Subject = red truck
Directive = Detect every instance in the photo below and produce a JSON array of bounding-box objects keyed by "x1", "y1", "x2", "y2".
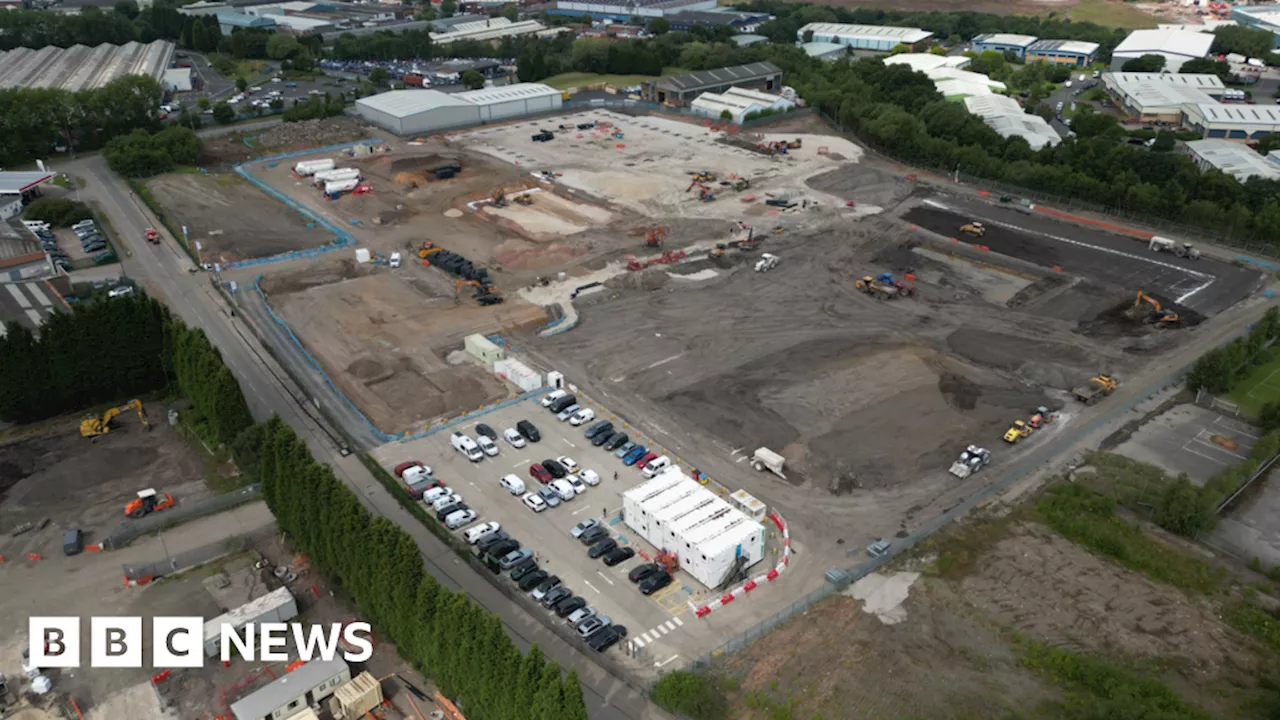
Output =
[{"x1": 403, "y1": 74, "x2": 425, "y2": 87}]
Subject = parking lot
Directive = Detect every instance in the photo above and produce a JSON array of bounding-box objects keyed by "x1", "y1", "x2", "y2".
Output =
[
  {"x1": 1114, "y1": 404, "x2": 1258, "y2": 485},
  {"x1": 370, "y1": 395, "x2": 739, "y2": 667}
]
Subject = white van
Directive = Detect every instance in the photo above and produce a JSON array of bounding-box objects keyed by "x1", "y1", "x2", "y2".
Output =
[
  {"x1": 71, "y1": 220, "x2": 95, "y2": 231},
  {"x1": 550, "y1": 479, "x2": 575, "y2": 502},
  {"x1": 432, "y1": 492, "x2": 462, "y2": 512},
  {"x1": 22, "y1": 220, "x2": 51, "y2": 232},
  {"x1": 499, "y1": 474, "x2": 526, "y2": 495},
  {"x1": 451, "y1": 431, "x2": 483, "y2": 462},
  {"x1": 423, "y1": 485, "x2": 452, "y2": 504},
  {"x1": 389, "y1": 252, "x2": 401, "y2": 268},
  {"x1": 477, "y1": 435, "x2": 499, "y2": 457},
  {"x1": 642, "y1": 455, "x2": 672, "y2": 478},
  {"x1": 540, "y1": 389, "x2": 567, "y2": 408}
]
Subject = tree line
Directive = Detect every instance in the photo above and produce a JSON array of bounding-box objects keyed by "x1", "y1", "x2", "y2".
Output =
[
  {"x1": 104, "y1": 126, "x2": 203, "y2": 178},
  {"x1": 257, "y1": 417, "x2": 589, "y2": 720},
  {"x1": 1186, "y1": 307, "x2": 1279, "y2": 395}
]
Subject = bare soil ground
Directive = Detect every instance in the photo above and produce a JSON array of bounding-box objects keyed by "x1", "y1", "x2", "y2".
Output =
[
  {"x1": 202, "y1": 117, "x2": 372, "y2": 169},
  {"x1": 262, "y1": 259, "x2": 544, "y2": 434},
  {"x1": 146, "y1": 172, "x2": 333, "y2": 262}
]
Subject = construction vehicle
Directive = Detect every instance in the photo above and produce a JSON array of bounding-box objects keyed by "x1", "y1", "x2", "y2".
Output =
[
  {"x1": 948, "y1": 445, "x2": 990, "y2": 479},
  {"x1": 490, "y1": 187, "x2": 508, "y2": 208},
  {"x1": 1131, "y1": 290, "x2": 1179, "y2": 326},
  {"x1": 418, "y1": 241, "x2": 443, "y2": 260},
  {"x1": 855, "y1": 275, "x2": 899, "y2": 300},
  {"x1": 145, "y1": 228, "x2": 159, "y2": 245},
  {"x1": 732, "y1": 177, "x2": 750, "y2": 191},
  {"x1": 754, "y1": 253, "x2": 779, "y2": 272},
  {"x1": 1028, "y1": 406, "x2": 1053, "y2": 429},
  {"x1": 1148, "y1": 236, "x2": 1201, "y2": 260},
  {"x1": 513, "y1": 193, "x2": 533, "y2": 206},
  {"x1": 125, "y1": 488, "x2": 174, "y2": 518},
  {"x1": 456, "y1": 279, "x2": 503, "y2": 305},
  {"x1": 1003, "y1": 420, "x2": 1032, "y2": 444},
  {"x1": 80, "y1": 399, "x2": 149, "y2": 438},
  {"x1": 689, "y1": 170, "x2": 716, "y2": 183},
  {"x1": 960, "y1": 221, "x2": 986, "y2": 237},
  {"x1": 687, "y1": 181, "x2": 715, "y2": 201},
  {"x1": 1073, "y1": 375, "x2": 1117, "y2": 405},
  {"x1": 643, "y1": 227, "x2": 667, "y2": 248},
  {"x1": 751, "y1": 447, "x2": 786, "y2": 479},
  {"x1": 874, "y1": 272, "x2": 915, "y2": 298}
]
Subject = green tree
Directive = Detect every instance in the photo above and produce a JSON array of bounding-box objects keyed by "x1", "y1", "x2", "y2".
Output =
[
  {"x1": 1154, "y1": 475, "x2": 1214, "y2": 536},
  {"x1": 1151, "y1": 129, "x2": 1176, "y2": 152},
  {"x1": 1179, "y1": 57, "x2": 1232, "y2": 83},
  {"x1": 191, "y1": 21, "x2": 211, "y2": 54},
  {"x1": 501, "y1": 4, "x2": 518, "y2": 21},
  {"x1": 1122, "y1": 54, "x2": 1166, "y2": 72},
  {"x1": 235, "y1": 76, "x2": 248, "y2": 92},
  {"x1": 22, "y1": 198, "x2": 92, "y2": 227},
  {"x1": 197, "y1": 95, "x2": 211, "y2": 110},
  {"x1": 368, "y1": 67, "x2": 389, "y2": 85},
  {"x1": 561, "y1": 668, "x2": 589, "y2": 720},
  {"x1": 530, "y1": 663, "x2": 563, "y2": 720},
  {"x1": 266, "y1": 33, "x2": 301, "y2": 60},
  {"x1": 651, "y1": 671, "x2": 728, "y2": 720},
  {"x1": 440, "y1": 0, "x2": 456, "y2": 16},
  {"x1": 212, "y1": 102, "x2": 234, "y2": 123},
  {"x1": 113, "y1": 0, "x2": 138, "y2": 18},
  {"x1": 648, "y1": 17, "x2": 670, "y2": 35},
  {"x1": 1212, "y1": 25, "x2": 1275, "y2": 59},
  {"x1": 462, "y1": 69, "x2": 485, "y2": 89}
]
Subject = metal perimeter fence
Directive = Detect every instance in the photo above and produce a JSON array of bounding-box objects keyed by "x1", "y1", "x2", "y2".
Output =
[
  {"x1": 122, "y1": 523, "x2": 276, "y2": 583},
  {"x1": 103, "y1": 484, "x2": 262, "y2": 550}
]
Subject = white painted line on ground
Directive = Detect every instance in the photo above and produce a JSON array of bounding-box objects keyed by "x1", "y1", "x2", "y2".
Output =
[
  {"x1": 572, "y1": 506, "x2": 586, "y2": 515},
  {"x1": 1214, "y1": 416, "x2": 1259, "y2": 440},
  {"x1": 656, "y1": 655, "x2": 680, "y2": 668},
  {"x1": 672, "y1": 615, "x2": 683, "y2": 627},
  {"x1": 639, "y1": 632, "x2": 653, "y2": 644},
  {"x1": 632, "y1": 636, "x2": 647, "y2": 648},
  {"x1": 656, "y1": 623, "x2": 671, "y2": 636},
  {"x1": 512, "y1": 460, "x2": 526, "y2": 468},
  {"x1": 25, "y1": 283, "x2": 51, "y2": 307},
  {"x1": 1181, "y1": 442, "x2": 1229, "y2": 466},
  {"x1": 597, "y1": 570, "x2": 614, "y2": 586},
  {"x1": 24, "y1": 309, "x2": 41, "y2": 326},
  {"x1": 1192, "y1": 432, "x2": 1247, "y2": 459},
  {"x1": 6, "y1": 284, "x2": 31, "y2": 308},
  {"x1": 645, "y1": 353, "x2": 684, "y2": 370},
  {"x1": 584, "y1": 580, "x2": 600, "y2": 595},
  {"x1": 563, "y1": 440, "x2": 576, "y2": 448}
]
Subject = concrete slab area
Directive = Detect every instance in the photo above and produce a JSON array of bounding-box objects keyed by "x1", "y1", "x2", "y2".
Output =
[
  {"x1": 1209, "y1": 475, "x2": 1280, "y2": 570},
  {"x1": 1113, "y1": 404, "x2": 1257, "y2": 485},
  {"x1": 0, "y1": 280, "x2": 60, "y2": 335}
]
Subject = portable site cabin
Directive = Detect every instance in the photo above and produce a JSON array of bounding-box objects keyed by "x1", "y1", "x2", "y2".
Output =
[
  {"x1": 203, "y1": 586, "x2": 298, "y2": 658},
  {"x1": 229, "y1": 657, "x2": 350, "y2": 720}
]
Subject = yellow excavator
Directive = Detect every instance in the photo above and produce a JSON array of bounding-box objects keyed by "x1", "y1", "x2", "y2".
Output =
[
  {"x1": 1133, "y1": 290, "x2": 1179, "y2": 326},
  {"x1": 418, "y1": 241, "x2": 443, "y2": 260},
  {"x1": 1003, "y1": 419, "x2": 1032, "y2": 444},
  {"x1": 81, "y1": 399, "x2": 149, "y2": 438},
  {"x1": 960, "y1": 221, "x2": 986, "y2": 237}
]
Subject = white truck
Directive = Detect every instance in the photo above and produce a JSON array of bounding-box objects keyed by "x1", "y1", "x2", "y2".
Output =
[
  {"x1": 1148, "y1": 236, "x2": 1200, "y2": 259},
  {"x1": 451, "y1": 432, "x2": 483, "y2": 462},
  {"x1": 324, "y1": 178, "x2": 360, "y2": 196},
  {"x1": 294, "y1": 158, "x2": 335, "y2": 176},
  {"x1": 751, "y1": 447, "x2": 786, "y2": 479},
  {"x1": 313, "y1": 167, "x2": 360, "y2": 185},
  {"x1": 754, "y1": 253, "x2": 779, "y2": 273},
  {"x1": 948, "y1": 445, "x2": 990, "y2": 479}
]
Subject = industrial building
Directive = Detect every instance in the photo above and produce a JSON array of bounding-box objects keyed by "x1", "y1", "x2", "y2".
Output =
[
  {"x1": 883, "y1": 53, "x2": 969, "y2": 72},
  {"x1": 970, "y1": 33, "x2": 1038, "y2": 59},
  {"x1": 689, "y1": 86, "x2": 795, "y2": 123},
  {"x1": 229, "y1": 658, "x2": 351, "y2": 720},
  {"x1": 963, "y1": 95, "x2": 1060, "y2": 150},
  {"x1": 1024, "y1": 39, "x2": 1100, "y2": 67},
  {"x1": 430, "y1": 17, "x2": 547, "y2": 45},
  {"x1": 0, "y1": 40, "x2": 174, "y2": 92},
  {"x1": 548, "y1": 0, "x2": 716, "y2": 21},
  {"x1": 0, "y1": 172, "x2": 53, "y2": 221},
  {"x1": 355, "y1": 82, "x2": 562, "y2": 135},
  {"x1": 1184, "y1": 103, "x2": 1280, "y2": 139},
  {"x1": 798, "y1": 22, "x2": 934, "y2": 52},
  {"x1": 621, "y1": 470, "x2": 766, "y2": 589},
  {"x1": 883, "y1": 55, "x2": 1002, "y2": 99},
  {"x1": 1231, "y1": 5, "x2": 1280, "y2": 48},
  {"x1": 642, "y1": 61, "x2": 782, "y2": 106},
  {"x1": 1184, "y1": 138, "x2": 1280, "y2": 181},
  {"x1": 801, "y1": 42, "x2": 848, "y2": 62},
  {"x1": 1110, "y1": 28, "x2": 1214, "y2": 72},
  {"x1": 1102, "y1": 72, "x2": 1225, "y2": 122},
  {"x1": 665, "y1": 9, "x2": 771, "y2": 33},
  {"x1": 217, "y1": 12, "x2": 277, "y2": 34},
  {"x1": 163, "y1": 67, "x2": 193, "y2": 92},
  {"x1": 730, "y1": 34, "x2": 769, "y2": 47},
  {"x1": 202, "y1": 586, "x2": 298, "y2": 658}
]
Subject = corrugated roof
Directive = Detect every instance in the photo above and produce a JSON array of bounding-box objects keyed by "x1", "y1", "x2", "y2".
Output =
[
  {"x1": 1104, "y1": 72, "x2": 1220, "y2": 110},
  {"x1": 356, "y1": 89, "x2": 476, "y2": 117},
  {"x1": 656, "y1": 61, "x2": 782, "y2": 92},
  {"x1": 229, "y1": 658, "x2": 349, "y2": 720},
  {"x1": 1113, "y1": 28, "x2": 1214, "y2": 58},
  {"x1": 1191, "y1": 103, "x2": 1280, "y2": 126},
  {"x1": 0, "y1": 41, "x2": 172, "y2": 92},
  {"x1": 1186, "y1": 139, "x2": 1280, "y2": 181},
  {"x1": 963, "y1": 95, "x2": 1060, "y2": 150},
  {"x1": 1027, "y1": 39, "x2": 1101, "y2": 56},
  {"x1": 203, "y1": 587, "x2": 297, "y2": 644},
  {"x1": 972, "y1": 33, "x2": 1038, "y2": 47},
  {"x1": 801, "y1": 41, "x2": 846, "y2": 57},
  {"x1": 0, "y1": 172, "x2": 54, "y2": 195},
  {"x1": 456, "y1": 82, "x2": 559, "y2": 105},
  {"x1": 799, "y1": 22, "x2": 933, "y2": 45},
  {"x1": 883, "y1": 53, "x2": 970, "y2": 71}
]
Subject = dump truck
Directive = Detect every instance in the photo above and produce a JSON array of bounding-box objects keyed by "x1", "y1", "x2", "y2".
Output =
[
  {"x1": 751, "y1": 447, "x2": 786, "y2": 479},
  {"x1": 960, "y1": 221, "x2": 986, "y2": 237},
  {"x1": 1072, "y1": 375, "x2": 1117, "y2": 405},
  {"x1": 948, "y1": 445, "x2": 990, "y2": 479},
  {"x1": 1148, "y1": 236, "x2": 1200, "y2": 260},
  {"x1": 855, "y1": 275, "x2": 898, "y2": 299}
]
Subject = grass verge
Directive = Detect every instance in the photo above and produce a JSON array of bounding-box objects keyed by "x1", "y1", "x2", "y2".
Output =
[
  {"x1": 541, "y1": 67, "x2": 689, "y2": 91},
  {"x1": 1227, "y1": 347, "x2": 1280, "y2": 416},
  {"x1": 1220, "y1": 599, "x2": 1280, "y2": 653},
  {"x1": 129, "y1": 178, "x2": 200, "y2": 266},
  {"x1": 1074, "y1": 451, "x2": 1178, "y2": 513},
  {"x1": 1040, "y1": 0, "x2": 1158, "y2": 28}
]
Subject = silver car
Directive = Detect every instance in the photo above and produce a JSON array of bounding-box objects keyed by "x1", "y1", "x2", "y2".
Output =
[
  {"x1": 537, "y1": 486, "x2": 561, "y2": 508},
  {"x1": 499, "y1": 547, "x2": 533, "y2": 570},
  {"x1": 576, "y1": 615, "x2": 612, "y2": 638},
  {"x1": 556, "y1": 404, "x2": 581, "y2": 421},
  {"x1": 570, "y1": 518, "x2": 600, "y2": 538},
  {"x1": 566, "y1": 606, "x2": 596, "y2": 627}
]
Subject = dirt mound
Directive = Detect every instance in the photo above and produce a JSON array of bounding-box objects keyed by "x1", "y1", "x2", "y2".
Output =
[
  {"x1": 807, "y1": 165, "x2": 912, "y2": 208},
  {"x1": 1078, "y1": 291, "x2": 1206, "y2": 338},
  {"x1": 252, "y1": 117, "x2": 369, "y2": 154},
  {"x1": 605, "y1": 268, "x2": 669, "y2": 291},
  {"x1": 260, "y1": 260, "x2": 364, "y2": 295},
  {"x1": 946, "y1": 328, "x2": 1094, "y2": 391},
  {"x1": 493, "y1": 240, "x2": 580, "y2": 270}
]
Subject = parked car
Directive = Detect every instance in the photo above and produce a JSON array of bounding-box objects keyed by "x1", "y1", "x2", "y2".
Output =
[
  {"x1": 431, "y1": 492, "x2": 462, "y2": 512},
  {"x1": 517, "y1": 419, "x2": 541, "y2": 442},
  {"x1": 540, "y1": 389, "x2": 567, "y2": 407},
  {"x1": 475, "y1": 423, "x2": 497, "y2": 440},
  {"x1": 554, "y1": 596, "x2": 587, "y2": 618},
  {"x1": 511, "y1": 558, "x2": 540, "y2": 581},
  {"x1": 639, "y1": 570, "x2": 673, "y2": 595},
  {"x1": 499, "y1": 547, "x2": 534, "y2": 570},
  {"x1": 422, "y1": 485, "x2": 453, "y2": 504},
  {"x1": 587, "y1": 538, "x2": 617, "y2": 559},
  {"x1": 503, "y1": 428, "x2": 526, "y2": 448},
  {"x1": 518, "y1": 569, "x2": 548, "y2": 591},
  {"x1": 476, "y1": 435, "x2": 499, "y2": 457},
  {"x1": 464, "y1": 522, "x2": 500, "y2": 544},
  {"x1": 566, "y1": 606, "x2": 596, "y2": 627},
  {"x1": 576, "y1": 615, "x2": 611, "y2": 638},
  {"x1": 580, "y1": 469, "x2": 601, "y2": 486},
  {"x1": 592, "y1": 430, "x2": 615, "y2": 447},
  {"x1": 557, "y1": 456, "x2": 580, "y2": 474},
  {"x1": 529, "y1": 464, "x2": 553, "y2": 484},
  {"x1": 614, "y1": 441, "x2": 637, "y2": 458},
  {"x1": 628, "y1": 563, "x2": 659, "y2": 583},
  {"x1": 445, "y1": 509, "x2": 477, "y2": 529},
  {"x1": 642, "y1": 455, "x2": 671, "y2": 477},
  {"x1": 500, "y1": 474, "x2": 526, "y2": 495},
  {"x1": 531, "y1": 575, "x2": 561, "y2": 600},
  {"x1": 475, "y1": 530, "x2": 509, "y2": 551},
  {"x1": 578, "y1": 525, "x2": 608, "y2": 545},
  {"x1": 570, "y1": 518, "x2": 599, "y2": 538},
  {"x1": 394, "y1": 460, "x2": 424, "y2": 477},
  {"x1": 569, "y1": 408, "x2": 596, "y2": 426},
  {"x1": 589, "y1": 625, "x2": 627, "y2": 652},
  {"x1": 548, "y1": 395, "x2": 576, "y2": 413},
  {"x1": 584, "y1": 420, "x2": 612, "y2": 439},
  {"x1": 556, "y1": 404, "x2": 581, "y2": 421},
  {"x1": 541, "y1": 586, "x2": 572, "y2": 608},
  {"x1": 435, "y1": 502, "x2": 468, "y2": 522},
  {"x1": 485, "y1": 538, "x2": 519, "y2": 559},
  {"x1": 567, "y1": 475, "x2": 587, "y2": 495},
  {"x1": 550, "y1": 479, "x2": 575, "y2": 502},
  {"x1": 543, "y1": 459, "x2": 567, "y2": 478},
  {"x1": 522, "y1": 492, "x2": 548, "y2": 512},
  {"x1": 636, "y1": 452, "x2": 659, "y2": 469},
  {"x1": 537, "y1": 486, "x2": 562, "y2": 508},
  {"x1": 602, "y1": 546, "x2": 636, "y2": 566},
  {"x1": 623, "y1": 447, "x2": 647, "y2": 465}
]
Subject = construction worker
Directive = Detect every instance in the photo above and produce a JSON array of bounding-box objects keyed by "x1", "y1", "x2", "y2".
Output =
[{"x1": 613, "y1": 471, "x2": 618, "y2": 481}]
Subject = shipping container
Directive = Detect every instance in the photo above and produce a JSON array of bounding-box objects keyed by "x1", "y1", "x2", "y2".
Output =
[
  {"x1": 403, "y1": 73, "x2": 425, "y2": 87},
  {"x1": 294, "y1": 158, "x2": 336, "y2": 176},
  {"x1": 325, "y1": 178, "x2": 360, "y2": 195},
  {"x1": 494, "y1": 358, "x2": 543, "y2": 392}
]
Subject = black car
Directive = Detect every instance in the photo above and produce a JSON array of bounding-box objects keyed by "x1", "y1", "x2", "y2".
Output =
[
  {"x1": 541, "y1": 586, "x2": 572, "y2": 608},
  {"x1": 518, "y1": 569, "x2": 548, "y2": 591},
  {"x1": 578, "y1": 525, "x2": 609, "y2": 545},
  {"x1": 584, "y1": 420, "x2": 613, "y2": 440},
  {"x1": 475, "y1": 423, "x2": 497, "y2": 440},
  {"x1": 517, "y1": 419, "x2": 541, "y2": 442},
  {"x1": 602, "y1": 547, "x2": 636, "y2": 566},
  {"x1": 587, "y1": 538, "x2": 617, "y2": 559},
  {"x1": 543, "y1": 459, "x2": 567, "y2": 479},
  {"x1": 639, "y1": 570, "x2": 673, "y2": 595},
  {"x1": 476, "y1": 530, "x2": 510, "y2": 552},
  {"x1": 532, "y1": 574, "x2": 561, "y2": 596},
  {"x1": 508, "y1": 556, "x2": 537, "y2": 579},
  {"x1": 604, "y1": 432, "x2": 629, "y2": 451},
  {"x1": 435, "y1": 502, "x2": 468, "y2": 521},
  {"x1": 485, "y1": 538, "x2": 520, "y2": 559},
  {"x1": 554, "y1": 596, "x2": 587, "y2": 617},
  {"x1": 589, "y1": 625, "x2": 627, "y2": 652},
  {"x1": 548, "y1": 395, "x2": 576, "y2": 413},
  {"x1": 628, "y1": 563, "x2": 659, "y2": 583},
  {"x1": 592, "y1": 430, "x2": 615, "y2": 448}
]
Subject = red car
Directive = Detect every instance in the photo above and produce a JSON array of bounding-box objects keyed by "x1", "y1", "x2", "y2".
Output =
[
  {"x1": 529, "y1": 464, "x2": 553, "y2": 484},
  {"x1": 395, "y1": 460, "x2": 424, "y2": 478},
  {"x1": 636, "y1": 452, "x2": 659, "y2": 469}
]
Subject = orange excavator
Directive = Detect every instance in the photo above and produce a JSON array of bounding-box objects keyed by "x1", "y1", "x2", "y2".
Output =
[
  {"x1": 644, "y1": 227, "x2": 667, "y2": 248},
  {"x1": 418, "y1": 241, "x2": 443, "y2": 260},
  {"x1": 125, "y1": 488, "x2": 174, "y2": 519},
  {"x1": 1132, "y1": 290, "x2": 1179, "y2": 326}
]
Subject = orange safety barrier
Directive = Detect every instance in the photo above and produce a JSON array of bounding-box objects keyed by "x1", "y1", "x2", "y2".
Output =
[
  {"x1": 1053, "y1": 265, "x2": 1062, "y2": 272},
  {"x1": 977, "y1": 190, "x2": 990, "y2": 197},
  {"x1": 85, "y1": 544, "x2": 102, "y2": 552},
  {"x1": 695, "y1": 606, "x2": 711, "y2": 617},
  {"x1": 152, "y1": 670, "x2": 171, "y2": 684},
  {"x1": 1033, "y1": 205, "x2": 1153, "y2": 239},
  {"x1": 285, "y1": 659, "x2": 306, "y2": 673},
  {"x1": 766, "y1": 569, "x2": 779, "y2": 581},
  {"x1": 905, "y1": 273, "x2": 916, "y2": 281},
  {"x1": 26, "y1": 553, "x2": 41, "y2": 561},
  {"x1": 616, "y1": 143, "x2": 625, "y2": 149},
  {"x1": 976, "y1": 245, "x2": 990, "y2": 251}
]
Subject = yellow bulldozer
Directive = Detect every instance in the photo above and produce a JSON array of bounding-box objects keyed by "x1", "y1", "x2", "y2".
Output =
[
  {"x1": 81, "y1": 399, "x2": 149, "y2": 438},
  {"x1": 513, "y1": 193, "x2": 533, "y2": 206},
  {"x1": 689, "y1": 170, "x2": 717, "y2": 183},
  {"x1": 855, "y1": 275, "x2": 899, "y2": 300},
  {"x1": 1003, "y1": 419, "x2": 1032, "y2": 444},
  {"x1": 960, "y1": 221, "x2": 986, "y2": 237}
]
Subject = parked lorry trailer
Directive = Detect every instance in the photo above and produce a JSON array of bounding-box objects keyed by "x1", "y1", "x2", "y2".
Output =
[
  {"x1": 324, "y1": 178, "x2": 360, "y2": 196},
  {"x1": 294, "y1": 159, "x2": 336, "y2": 176},
  {"x1": 314, "y1": 167, "x2": 360, "y2": 185}
]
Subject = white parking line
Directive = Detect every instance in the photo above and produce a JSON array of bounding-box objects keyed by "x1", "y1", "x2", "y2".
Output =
[
  {"x1": 563, "y1": 440, "x2": 576, "y2": 448},
  {"x1": 512, "y1": 460, "x2": 526, "y2": 468},
  {"x1": 632, "y1": 636, "x2": 647, "y2": 648},
  {"x1": 639, "y1": 632, "x2": 653, "y2": 644},
  {"x1": 596, "y1": 570, "x2": 614, "y2": 586},
  {"x1": 6, "y1": 284, "x2": 31, "y2": 308},
  {"x1": 1181, "y1": 442, "x2": 1229, "y2": 466},
  {"x1": 656, "y1": 654, "x2": 680, "y2": 668},
  {"x1": 583, "y1": 580, "x2": 599, "y2": 595},
  {"x1": 656, "y1": 624, "x2": 671, "y2": 636},
  {"x1": 1214, "y1": 416, "x2": 1259, "y2": 440},
  {"x1": 1191, "y1": 431, "x2": 1248, "y2": 459},
  {"x1": 26, "y1": 284, "x2": 51, "y2": 307},
  {"x1": 24, "y1": 309, "x2": 41, "y2": 326}
]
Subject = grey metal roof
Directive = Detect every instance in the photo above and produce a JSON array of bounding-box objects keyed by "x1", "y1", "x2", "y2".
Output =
[
  {"x1": 0, "y1": 40, "x2": 173, "y2": 92},
  {"x1": 356, "y1": 89, "x2": 476, "y2": 118},
  {"x1": 229, "y1": 658, "x2": 349, "y2": 720},
  {"x1": 0, "y1": 172, "x2": 54, "y2": 195},
  {"x1": 656, "y1": 61, "x2": 782, "y2": 93}
]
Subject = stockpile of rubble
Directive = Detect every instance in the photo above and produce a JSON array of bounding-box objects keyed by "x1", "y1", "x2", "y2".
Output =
[{"x1": 253, "y1": 118, "x2": 371, "y2": 153}]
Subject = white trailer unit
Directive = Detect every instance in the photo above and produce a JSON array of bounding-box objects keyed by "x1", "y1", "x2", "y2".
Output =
[
  {"x1": 675, "y1": 514, "x2": 746, "y2": 582},
  {"x1": 622, "y1": 473, "x2": 685, "y2": 541},
  {"x1": 634, "y1": 478, "x2": 702, "y2": 546},
  {"x1": 660, "y1": 498, "x2": 722, "y2": 552},
  {"x1": 294, "y1": 158, "x2": 335, "y2": 176},
  {"x1": 202, "y1": 586, "x2": 298, "y2": 657},
  {"x1": 652, "y1": 494, "x2": 716, "y2": 551},
  {"x1": 314, "y1": 167, "x2": 360, "y2": 184},
  {"x1": 688, "y1": 518, "x2": 765, "y2": 589},
  {"x1": 325, "y1": 178, "x2": 360, "y2": 195}
]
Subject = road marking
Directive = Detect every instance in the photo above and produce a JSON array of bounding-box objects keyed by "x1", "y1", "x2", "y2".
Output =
[
  {"x1": 1214, "y1": 416, "x2": 1259, "y2": 440},
  {"x1": 512, "y1": 460, "x2": 526, "y2": 468},
  {"x1": 572, "y1": 506, "x2": 587, "y2": 515},
  {"x1": 563, "y1": 440, "x2": 576, "y2": 448},
  {"x1": 655, "y1": 655, "x2": 680, "y2": 668},
  {"x1": 596, "y1": 570, "x2": 614, "y2": 585},
  {"x1": 1190, "y1": 432, "x2": 1247, "y2": 459},
  {"x1": 25, "y1": 283, "x2": 51, "y2": 307},
  {"x1": 656, "y1": 624, "x2": 671, "y2": 636},
  {"x1": 672, "y1": 616, "x2": 683, "y2": 627},
  {"x1": 24, "y1": 309, "x2": 42, "y2": 326},
  {"x1": 639, "y1": 632, "x2": 653, "y2": 644},
  {"x1": 645, "y1": 353, "x2": 684, "y2": 370},
  {"x1": 1180, "y1": 441, "x2": 1229, "y2": 465},
  {"x1": 6, "y1": 284, "x2": 31, "y2": 308},
  {"x1": 583, "y1": 580, "x2": 599, "y2": 595},
  {"x1": 632, "y1": 636, "x2": 647, "y2": 648}
]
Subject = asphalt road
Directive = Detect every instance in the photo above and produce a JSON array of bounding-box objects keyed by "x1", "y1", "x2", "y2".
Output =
[{"x1": 64, "y1": 155, "x2": 665, "y2": 720}]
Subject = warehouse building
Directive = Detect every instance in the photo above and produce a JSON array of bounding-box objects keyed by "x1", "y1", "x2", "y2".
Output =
[
  {"x1": 0, "y1": 40, "x2": 173, "y2": 92},
  {"x1": 689, "y1": 86, "x2": 795, "y2": 123},
  {"x1": 1231, "y1": 6, "x2": 1280, "y2": 49},
  {"x1": 1110, "y1": 28, "x2": 1214, "y2": 72},
  {"x1": 1102, "y1": 72, "x2": 1224, "y2": 122},
  {"x1": 163, "y1": 67, "x2": 194, "y2": 92},
  {"x1": 548, "y1": 0, "x2": 716, "y2": 21},
  {"x1": 801, "y1": 41, "x2": 848, "y2": 62},
  {"x1": 964, "y1": 95, "x2": 1060, "y2": 150},
  {"x1": 1025, "y1": 39, "x2": 1100, "y2": 67},
  {"x1": 665, "y1": 9, "x2": 771, "y2": 33},
  {"x1": 971, "y1": 33, "x2": 1038, "y2": 59},
  {"x1": 1184, "y1": 103, "x2": 1280, "y2": 139},
  {"x1": 883, "y1": 53, "x2": 970, "y2": 72},
  {"x1": 229, "y1": 658, "x2": 350, "y2": 720},
  {"x1": 430, "y1": 17, "x2": 547, "y2": 45},
  {"x1": 929, "y1": 68, "x2": 1007, "y2": 99},
  {"x1": 217, "y1": 12, "x2": 277, "y2": 34},
  {"x1": 642, "y1": 61, "x2": 782, "y2": 106},
  {"x1": 622, "y1": 470, "x2": 766, "y2": 589},
  {"x1": 798, "y1": 22, "x2": 933, "y2": 52},
  {"x1": 203, "y1": 586, "x2": 299, "y2": 658},
  {"x1": 355, "y1": 82, "x2": 562, "y2": 135},
  {"x1": 0, "y1": 172, "x2": 53, "y2": 221},
  {"x1": 1184, "y1": 139, "x2": 1280, "y2": 181}
]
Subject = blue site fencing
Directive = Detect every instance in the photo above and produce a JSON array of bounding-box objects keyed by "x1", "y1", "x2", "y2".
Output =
[{"x1": 224, "y1": 137, "x2": 384, "y2": 271}]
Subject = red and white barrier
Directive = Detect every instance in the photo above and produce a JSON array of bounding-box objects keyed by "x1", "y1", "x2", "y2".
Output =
[{"x1": 691, "y1": 512, "x2": 790, "y2": 618}]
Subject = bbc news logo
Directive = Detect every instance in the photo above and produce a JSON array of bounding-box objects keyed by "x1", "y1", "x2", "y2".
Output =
[{"x1": 29, "y1": 618, "x2": 373, "y2": 668}]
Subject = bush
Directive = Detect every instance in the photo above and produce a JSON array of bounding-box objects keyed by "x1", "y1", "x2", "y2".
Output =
[
  {"x1": 651, "y1": 671, "x2": 728, "y2": 720},
  {"x1": 22, "y1": 197, "x2": 92, "y2": 227},
  {"x1": 1153, "y1": 476, "x2": 1214, "y2": 536},
  {"x1": 104, "y1": 127, "x2": 204, "y2": 178}
]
